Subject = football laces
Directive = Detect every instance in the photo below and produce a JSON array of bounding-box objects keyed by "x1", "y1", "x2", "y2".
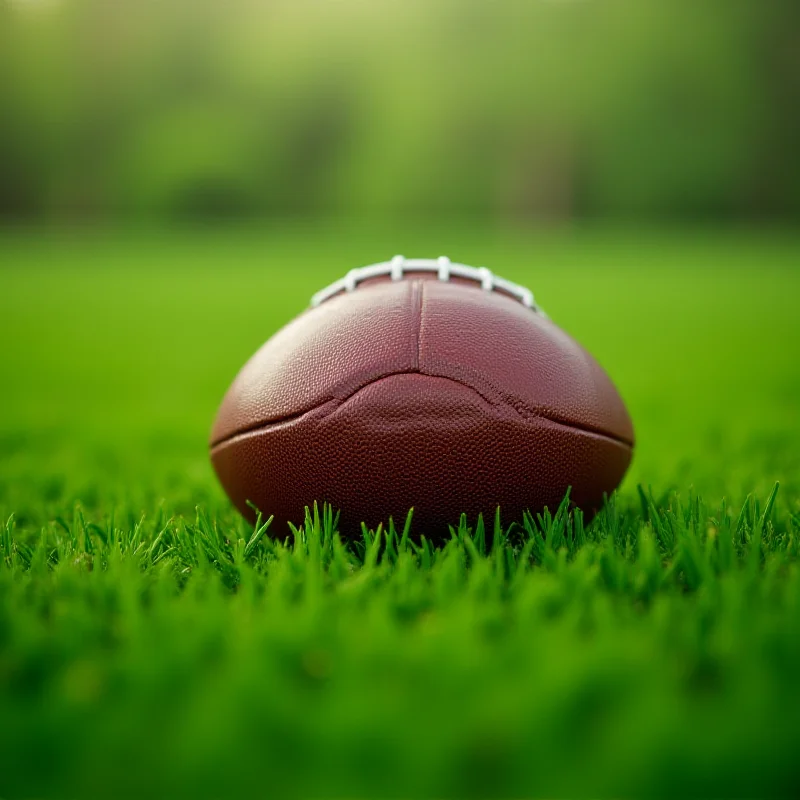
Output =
[{"x1": 310, "y1": 256, "x2": 546, "y2": 316}]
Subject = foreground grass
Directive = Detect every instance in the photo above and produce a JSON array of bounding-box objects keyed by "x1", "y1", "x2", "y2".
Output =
[
  {"x1": 2, "y1": 490, "x2": 799, "y2": 798},
  {"x1": 1, "y1": 227, "x2": 799, "y2": 797}
]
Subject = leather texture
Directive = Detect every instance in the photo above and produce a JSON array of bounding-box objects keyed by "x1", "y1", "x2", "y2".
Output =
[{"x1": 211, "y1": 274, "x2": 634, "y2": 538}]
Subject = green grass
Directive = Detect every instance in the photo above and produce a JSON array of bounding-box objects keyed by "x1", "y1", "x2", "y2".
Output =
[{"x1": 1, "y1": 226, "x2": 799, "y2": 798}]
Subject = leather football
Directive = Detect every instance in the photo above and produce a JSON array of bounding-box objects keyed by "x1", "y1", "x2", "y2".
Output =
[{"x1": 210, "y1": 257, "x2": 634, "y2": 537}]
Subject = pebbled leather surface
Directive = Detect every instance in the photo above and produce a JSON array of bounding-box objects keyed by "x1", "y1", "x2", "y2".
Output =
[{"x1": 211, "y1": 274, "x2": 634, "y2": 537}]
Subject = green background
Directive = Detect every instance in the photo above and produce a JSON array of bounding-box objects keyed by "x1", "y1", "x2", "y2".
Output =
[{"x1": 1, "y1": 0, "x2": 798, "y2": 223}]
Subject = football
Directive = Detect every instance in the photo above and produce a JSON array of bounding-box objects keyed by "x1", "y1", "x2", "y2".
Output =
[{"x1": 210, "y1": 256, "x2": 634, "y2": 537}]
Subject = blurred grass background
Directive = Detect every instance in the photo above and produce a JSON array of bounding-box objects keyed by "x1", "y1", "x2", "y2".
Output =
[{"x1": 0, "y1": 0, "x2": 798, "y2": 225}]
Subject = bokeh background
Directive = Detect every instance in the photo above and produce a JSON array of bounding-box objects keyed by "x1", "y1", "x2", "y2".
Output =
[{"x1": 1, "y1": 0, "x2": 798, "y2": 226}]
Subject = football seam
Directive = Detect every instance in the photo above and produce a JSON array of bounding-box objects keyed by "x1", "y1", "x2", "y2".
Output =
[
  {"x1": 428, "y1": 361, "x2": 634, "y2": 447},
  {"x1": 412, "y1": 280, "x2": 422, "y2": 370},
  {"x1": 211, "y1": 279, "x2": 633, "y2": 450},
  {"x1": 209, "y1": 370, "x2": 634, "y2": 453},
  {"x1": 414, "y1": 278, "x2": 633, "y2": 448}
]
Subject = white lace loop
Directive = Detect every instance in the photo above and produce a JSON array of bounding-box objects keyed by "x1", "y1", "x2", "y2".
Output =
[{"x1": 310, "y1": 256, "x2": 546, "y2": 316}]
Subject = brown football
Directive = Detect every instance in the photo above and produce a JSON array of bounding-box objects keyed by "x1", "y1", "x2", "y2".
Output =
[{"x1": 210, "y1": 257, "x2": 634, "y2": 537}]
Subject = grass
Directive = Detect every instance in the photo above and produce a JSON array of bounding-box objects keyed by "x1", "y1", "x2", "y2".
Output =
[{"x1": 1, "y1": 225, "x2": 799, "y2": 797}]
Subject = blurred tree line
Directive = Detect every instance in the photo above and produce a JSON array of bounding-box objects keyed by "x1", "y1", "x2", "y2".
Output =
[{"x1": 0, "y1": 0, "x2": 797, "y2": 223}]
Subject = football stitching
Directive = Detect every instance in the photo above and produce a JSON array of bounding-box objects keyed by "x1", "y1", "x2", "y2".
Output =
[
  {"x1": 210, "y1": 370, "x2": 633, "y2": 453},
  {"x1": 211, "y1": 280, "x2": 633, "y2": 450},
  {"x1": 412, "y1": 280, "x2": 423, "y2": 371}
]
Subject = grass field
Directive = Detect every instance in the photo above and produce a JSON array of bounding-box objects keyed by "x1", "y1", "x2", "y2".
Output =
[{"x1": 1, "y1": 226, "x2": 799, "y2": 798}]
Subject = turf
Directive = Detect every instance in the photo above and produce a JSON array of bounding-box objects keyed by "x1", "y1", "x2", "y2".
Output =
[{"x1": 1, "y1": 226, "x2": 799, "y2": 798}]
